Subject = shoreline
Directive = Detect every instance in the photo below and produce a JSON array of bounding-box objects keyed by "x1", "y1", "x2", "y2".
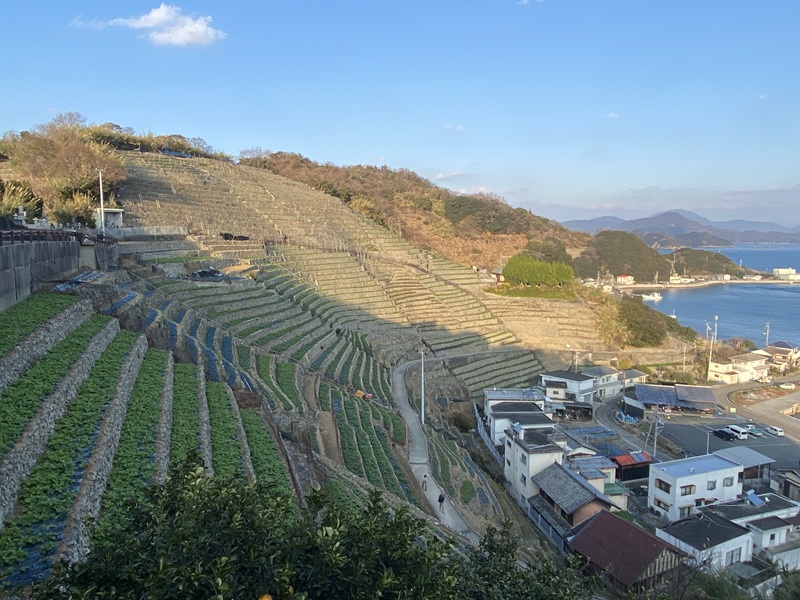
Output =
[{"x1": 617, "y1": 279, "x2": 797, "y2": 292}]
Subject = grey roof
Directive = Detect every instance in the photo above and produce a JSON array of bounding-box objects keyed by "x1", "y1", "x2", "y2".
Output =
[
  {"x1": 581, "y1": 365, "x2": 618, "y2": 377},
  {"x1": 621, "y1": 368, "x2": 647, "y2": 380},
  {"x1": 731, "y1": 352, "x2": 768, "y2": 363},
  {"x1": 713, "y1": 447, "x2": 776, "y2": 469},
  {"x1": 703, "y1": 493, "x2": 800, "y2": 522},
  {"x1": 655, "y1": 454, "x2": 741, "y2": 478},
  {"x1": 634, "y1": 383, "x2": 716, "y2": 409},
  {"x1": 659, "y1": 511, "x2": 750, "y2": 548},
  {"x1": 528, "y1": 494, "x2": 574, "y2": 537},
  {"x1": 532, "y1": 463, "x2": 616, "y2": 514},
  {"x1": 484, "y1": 387, "x2": 547, "y2": 402},
  {"x1": 489, "y1": 401, "x2": 542, "y2": 414},
  {"x1": 512, "y1": 427, "x2": 564, "y2": 453},
  {"x1": 543, "y1": 370, "x2": 594, "y2": 382},
  {"x1": 569, "y1": 456, "x2": 617, "y2": 480},
  {"x1": 772, "y1": 341, "x2": 797, "y2": 350},
  {"x1": 501, "y1": 412, "x2": 553, "y2": 427},
  {"x1": 748, "y1": 516, "x2": 790, "y2": 531}
]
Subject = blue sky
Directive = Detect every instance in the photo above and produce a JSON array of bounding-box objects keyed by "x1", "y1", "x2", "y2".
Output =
[{"x1": 4, "y1": 1, "x2": 800, "y2": 225}]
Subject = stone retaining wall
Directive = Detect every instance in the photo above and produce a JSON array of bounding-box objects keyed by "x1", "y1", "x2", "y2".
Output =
[
  {"x1": 57, "y1": 334, "x2": 148, "y2": 564},
  {"x1": 154, "y1": 352, "x2": 175, "y2": 484},
  {"x1": 0, "y1": 299, "x2": 94, "y2": 395},
  {"x1": 0, "y1": 319, "x2": 119, "y2": 524},
  {"x1": 0, "y1": 240, "x2": 80, "y2": 312},
  {"x1": 197, "y1": 357, "x2": 213, "y2": 476},
  {"x1": 226, "y1": 386, "x2": 254, "y2": 481}
]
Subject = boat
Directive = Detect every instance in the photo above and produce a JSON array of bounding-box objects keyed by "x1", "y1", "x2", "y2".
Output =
[{"x1": 640, "y1": 292, "x2": 663, "y2": 301}]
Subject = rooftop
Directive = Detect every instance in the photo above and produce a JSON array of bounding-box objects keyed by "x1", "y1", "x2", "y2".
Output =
[
  {"x1": 704, "y1": 493, "x2": 800, "y2": 523},
  {"x1": 483, "y1": 387, "x2": 547, "y2": 402},
  {"x1": 654, "y1": 454, "x2": 741, "y2": 479},
  {"x1": 713, "y1": 447, "x2": 776, "y2": 469},
  {"x1": 542, "y1": 370, "x2": 594, "y2": 382},
  {"x1": 659, "y1": 510, "x2": 751, "y2": 548},
  {"x1": 532, "y1": 462, "x2": 617, "y2": 514}
]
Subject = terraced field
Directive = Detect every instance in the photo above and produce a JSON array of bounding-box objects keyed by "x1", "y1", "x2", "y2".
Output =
[{"x1": 0, "y1": 293, "x2": 293, "y2": 588}]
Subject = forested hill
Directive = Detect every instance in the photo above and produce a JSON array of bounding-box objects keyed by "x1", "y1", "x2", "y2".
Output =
[{"x1": 239, "y1": 152, "x2": 589, "y2": 269}]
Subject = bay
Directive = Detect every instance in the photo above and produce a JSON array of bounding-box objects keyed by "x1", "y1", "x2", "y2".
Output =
[{"x1": 646, "y1": 244, "x2": 800, "y2": 346}]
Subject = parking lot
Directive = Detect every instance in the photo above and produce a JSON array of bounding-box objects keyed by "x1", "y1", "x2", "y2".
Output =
[{"x1": 659, "y1": 420, "x2": 800, "y2": 470}]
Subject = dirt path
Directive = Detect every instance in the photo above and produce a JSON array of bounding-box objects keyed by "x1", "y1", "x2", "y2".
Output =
[{"x1": 302, "y1": 372, "x2": 343, "y2": 463}]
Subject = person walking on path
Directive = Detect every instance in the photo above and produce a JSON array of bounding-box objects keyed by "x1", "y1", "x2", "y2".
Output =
[
  {"x1": 421, "y1": 475, "x2": 428, "y2": 491},
  {"x1": 438, "y1": 493, "x2": 445, "y2": 511}
]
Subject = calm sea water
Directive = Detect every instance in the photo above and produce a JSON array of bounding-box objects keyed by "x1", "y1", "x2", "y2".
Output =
[{"x1": 648, "y1": 244, "x2": 800, "y2": 345}]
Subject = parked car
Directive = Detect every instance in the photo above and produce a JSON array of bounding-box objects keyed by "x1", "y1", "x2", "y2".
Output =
[
  {"x1": 713, "y1": 429, "x2": 736, "y2": 441},
  {"x1": 744, "y1": 424, "x2": 763, "y2": 437},
  {"x1": 766, "y1": 426, "x2": 785, "y2": 437},
  {"x1": 779, "y1": 383, "x2": 796, "y2": 390}
]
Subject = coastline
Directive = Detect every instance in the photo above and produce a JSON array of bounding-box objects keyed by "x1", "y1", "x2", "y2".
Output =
[{"x1": 617, "y1": 278, "x2": 797, "y2": 292}]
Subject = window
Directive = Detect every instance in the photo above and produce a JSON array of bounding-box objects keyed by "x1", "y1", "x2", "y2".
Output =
[
  {"x1": 770, "y1": 533, "x2": 776, "y2": 544},
  {"x1": 506, "y1": 439, "x2": 512, "y2": 448},
  {"x1": 707, "y1": 480, "x2": 717, "y2": 491},
  {"x1": 520, "y1": 454, "x2": 527, "y2": 465},
  {"x1": 723, "y1": 477, "x2": 734, "y2": 487},
  {"x1": 725, "y1": 547, "x2": 742, "y2": 566},
  {"x1": 679, "y1": 506, "x2": 693, "y2": 519},
  {"x1": 655, "y1": 479, "x2": 672, "y2": 493},
  {"x1": 520, "y1": 474, "x2": 527, "y2": 485},
  {"x1": 680, "y1": 485, "x2": 696, "y2": 496},
  {"x1": 654, "y1": 498, "x2": 670, "y2": 511},
  {"x1": 506, "y1": 459, "x2": 511, "y2": 467}
]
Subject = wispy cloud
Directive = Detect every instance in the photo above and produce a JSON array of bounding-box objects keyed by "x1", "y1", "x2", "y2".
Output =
[
  {"x1": 108, "y1": 4, "x2": 226, "y2": 46},
  {"x1": 758, "y1": 94, "x2": 767, "y2": 101},
  {"x1": 443, "y1": 123, "x2": 465, "y2": 132},
  {"x1": 606, "y1": 111, "x2": 620, "y2": 119},
  {"x1": 434, "y1": 171, "x2": 466, "y2": 181}
]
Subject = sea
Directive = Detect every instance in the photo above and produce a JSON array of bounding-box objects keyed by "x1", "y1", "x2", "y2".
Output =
[{"x1": 647, "y1": 244, "x2": 800, "y2": 345}]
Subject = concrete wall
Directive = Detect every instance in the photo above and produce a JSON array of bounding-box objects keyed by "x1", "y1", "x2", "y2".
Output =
[{"x1": 0, "y1": 240, "x2": 80, "y2": 312}]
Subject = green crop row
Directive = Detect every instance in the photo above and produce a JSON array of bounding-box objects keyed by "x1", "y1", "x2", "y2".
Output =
[
  {"x1": 333, "y1": 410, "x2": 363, "y2": 477},
  {"x1": 255, "y1": 355, "x2": 295, "y2": 411},
  {"x1": 239, "y1": 408, "x2": 294, "y2": 499},
  {"x1": 319, "y1": 382, "x2": 331, "y2": 411},
  {"x1": 0, "y1": 330, "x2": 138, "y2": 572},
  {"x1": 460, "y1": 480, "x2": 476, "y2": 504},
  {"x1": 356, "y1": 403, "x2": 407, "y2": 496},
  {"x1": 0, "y1": 293, "x2": 78, "y2": 357},
  {"x1": 0, "y1": 315, "x2": 111, "y2": 457},
  {"x1": 100, "y1": 349, "x2": 168, "y2": 527},
  {"x1": 237, "y1": 343, "x2": 251, "y2": 370},
  {"x1": 169, "y1": 363, "x2": 201, "y2": 468},
  {"x1": 206, "y1": 382, "x2": 244, "y2": 480},
  {"x1": 274, "y1": 361, "x2": 304, "y2": 412}
]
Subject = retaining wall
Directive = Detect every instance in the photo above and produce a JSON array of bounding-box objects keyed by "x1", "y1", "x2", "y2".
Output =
[{"x1": 0, "y1": 240, "x2": 80, "y2": 312}]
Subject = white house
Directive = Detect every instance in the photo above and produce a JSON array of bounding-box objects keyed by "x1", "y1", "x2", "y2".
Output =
[
  {"x1": 616, "y1": 274, "x2": 635, "y2": 285},
  {"x1": 656, "y1": 509, "x2": 752, "y2": 570},
  {"x1": 648, "y1": 454, "x2": 743, "y2": 522},
  {"x1": 540, "y1": 371, "x2": 595, "y2": 404},
  {"x1": 503, "y1": 425, "x2": 565, "y2": 505},
  {"x1": 580, "y1": 365, "x2": 647, "y2": 398},
  {"x1": 708, "y1": 352, "x2": 770, "y2": 384},
  {"x1": 481, "y1": 387, "x2": 553, "y2": 446}
]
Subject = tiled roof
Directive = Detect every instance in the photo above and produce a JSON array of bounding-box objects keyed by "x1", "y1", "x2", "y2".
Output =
[
  {"x1": 612, "y1": 451, "x2": 653, "y2": 466},
  {"x1": 659, "y1": 511, "x2": 750, "y2": 548},
  {"x1": 532, "y1": 463, "x2": 616, "y2": 514},
  {"x1": 543, "y1": 370, "x2": 594, "y2": 382},
  {"x1": 570, "y1": 511, "x2": 684, "y2": 587}
]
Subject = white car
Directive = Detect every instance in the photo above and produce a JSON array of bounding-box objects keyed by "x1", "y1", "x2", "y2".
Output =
[
  {"x1": 744, "y1": 424, "x2": 762, "y2": 437},
  {"x1": 779, "y1": 383, "x2": 796, "y2": 390}
]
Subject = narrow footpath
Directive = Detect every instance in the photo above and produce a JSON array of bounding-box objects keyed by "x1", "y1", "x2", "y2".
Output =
[{"x1": 392, "y1": 359, "x2": 480, "y2": 543}]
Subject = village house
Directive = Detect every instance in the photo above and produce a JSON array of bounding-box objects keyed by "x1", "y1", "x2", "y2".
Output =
[
  {"x1": 476, "y1": 388, "x2": 556, "y2": 461},
  {"x1": 773, "y1": 268, "x2": 800, "y2": 282},
  {"x1": 580, "y1": 365, "x2": 647, "y2": 399},
  {"x1": 648, "y1": 454, "x2": 743, "y2": 522},
  {"x1": 629, "y1": 383, "x2": 717, "y2": 414},
  {"x1": 568, "y1": 510, "x2": 686, "y2": 598},
  {"x1": 504, "y1": 425, "x2": 565, "y2": 506},
  {"x1": 708, "y1": 352, "x2": 770, "y2": 384},
  {"x1": 657, "y1": 492, "x2": 800, "y2": 574},
  {"x1": 540, "y1": 371, "x2": 595, "y2": 404},
  {"x1": 754, "y1": 341, "x2": 800, "y2": 374},
  {"x1": 567, "y1": 455, "x2": 629, "y2": 511},
  {"x1": 616, "y1": 274, "x2": 635, "y2": 285}
]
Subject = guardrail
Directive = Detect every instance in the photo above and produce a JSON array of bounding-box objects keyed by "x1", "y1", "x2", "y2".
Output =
[{"x1": 0, "y1": 230, "x2": 118, "y2": 247}]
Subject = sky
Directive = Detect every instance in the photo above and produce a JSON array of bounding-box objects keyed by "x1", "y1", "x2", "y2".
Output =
[{"x1": 4, "y1": 1, "x2": 800, "y2": 225}]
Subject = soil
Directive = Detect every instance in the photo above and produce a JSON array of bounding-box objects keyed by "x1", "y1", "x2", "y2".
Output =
[
  {"x1": 730, "y1": 385, "x2": 793, "y2": 407},
  {"x1": 302, "y1": 372, "x2": 343, "y2": 463}
]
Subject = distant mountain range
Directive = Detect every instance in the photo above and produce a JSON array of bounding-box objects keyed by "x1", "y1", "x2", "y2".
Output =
[{"x1": 562, "y1": 210, "x2": 800, "y2": 247}]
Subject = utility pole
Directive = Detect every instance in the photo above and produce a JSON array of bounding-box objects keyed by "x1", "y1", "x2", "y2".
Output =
[
  {"x1": 706, "y1": 315, "x2": 718, "y2": 382},
  {"x1": 420, "y1": 349, "x2": 425, "y2": 425},
  {"x1": 97, "y1": 168, "x2": 105, "y2": 234}
]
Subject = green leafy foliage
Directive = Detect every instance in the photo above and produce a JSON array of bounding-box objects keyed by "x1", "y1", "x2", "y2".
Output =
[
  {"x1": 445, "y1": 196, "x2": 532, "y2": 235},
  {"x1": 205, "y1": 382, "x2": 244, "y2": 480},
  {"x1": 668, "y1": 247, "x2": 747, "y2": 277},
  {"x1": 238, "y1": 408, "x2": 294, "y2": 498},
  {"x1": 618, "y1": 297, "x2": 668, "y2": 347},
  {"x1": 169, "y1": 363, "x2": 200, "y2": 468},
  {"x1": 573, "y1": 230, "x2": 672, "y2": 282},
  {"x1": 0, "y1": 315, "x2": 110, "y2": 456},
  {"x1": 0, "y1": 292, "x2": 78, "y2": 356},
  {"x1": 503, "y1": 254, "x2": 574, "y2": 287}
]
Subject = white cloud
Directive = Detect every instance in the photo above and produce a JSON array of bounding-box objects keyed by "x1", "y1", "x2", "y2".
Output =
[
  {"x1": 758, "y1": 94, "x2": 767, "y2": 101},
  {"x1": 70, "y1": 16, "x2": 106, "y2": 30},
  {"x1": 606, "y1": 112, "x2": 620, "y2": 119},
  {"x1": 443, "y1": 123, "x2": 465, "y2": 132},
  {"x1": 434, "y1": 171, "x2": 466, "y2": 181},
  {"x1": 109, "y1": 4, "x2": 226, "y2": 46}
]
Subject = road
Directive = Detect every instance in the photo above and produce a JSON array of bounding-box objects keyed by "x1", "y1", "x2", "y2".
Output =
[{"x1": 391, "y1": 358, "x2": 480, "y2": 544}]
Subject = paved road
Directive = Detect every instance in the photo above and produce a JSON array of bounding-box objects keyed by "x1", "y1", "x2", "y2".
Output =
[{"x1": 392, "y1": 359, "x2": 480, "y2": 543}]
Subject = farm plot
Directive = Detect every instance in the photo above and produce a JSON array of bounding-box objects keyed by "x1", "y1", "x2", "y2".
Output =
[
  {"x1": 169, "y1": 363, "x2": 201, "y2": 468},
  {"x1": 0, "y1": 330, "x2": 139, "y2": 586},
  {"x1": 205, "y1": 382, "x2": 245, "y2": 480},
  {"x1": 238, "y1": 408, "x2": 294, "y2": 499},
  {"x1": 0, "y1": 293, "x2": 78, "y2": 357}
]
